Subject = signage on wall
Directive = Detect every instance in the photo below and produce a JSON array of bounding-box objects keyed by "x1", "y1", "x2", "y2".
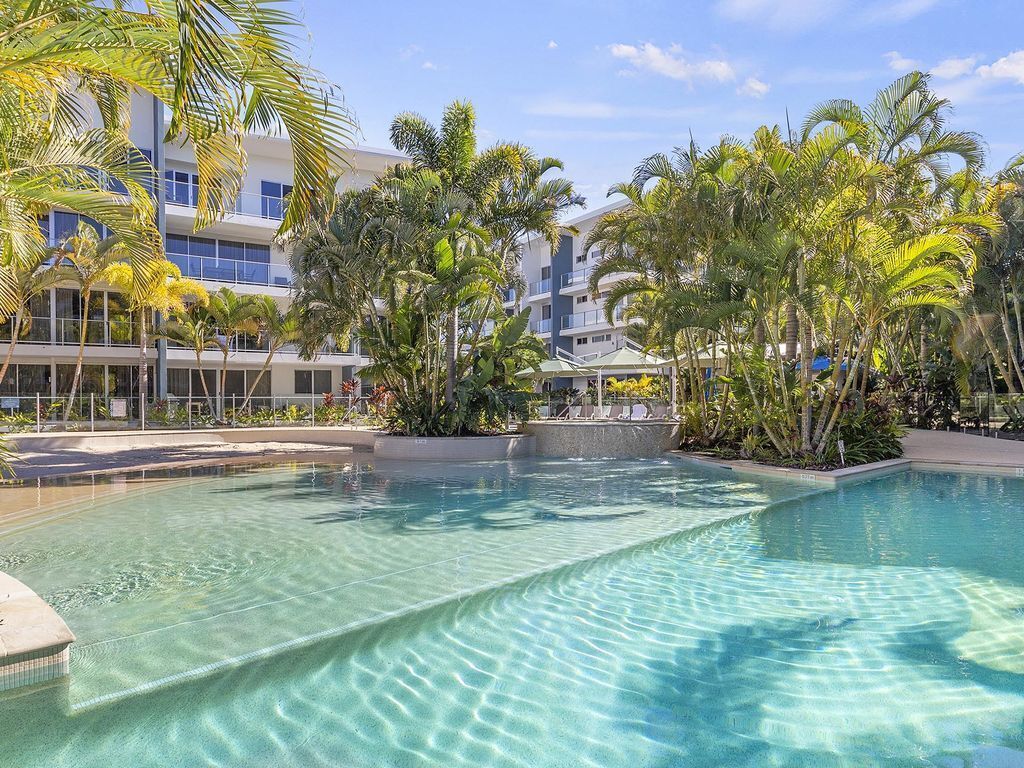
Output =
[
  {"x1": 110, "y1": 398, "x2": 128, "y2": 418},
  {"x1": 0, "y1": 397, "x2": 18, "y2": 410}
]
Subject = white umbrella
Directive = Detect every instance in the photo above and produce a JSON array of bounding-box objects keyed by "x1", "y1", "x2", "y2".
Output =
[{"x1": 585, "y1": 348, "x2": 670, "y2": 412}]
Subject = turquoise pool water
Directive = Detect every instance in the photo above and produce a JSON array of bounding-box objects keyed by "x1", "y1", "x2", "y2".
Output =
[{"x1": 2, "y1": 462, "x2": 1024, "y2": 766}]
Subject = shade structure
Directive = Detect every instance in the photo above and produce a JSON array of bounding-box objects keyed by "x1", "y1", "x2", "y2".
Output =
[
  {"x1": 585, "y1": 347, "x2": 669, "y2": 372},
  {"x1": 585, "y1": 347, "x2": 671, "y2": 413},
  {"x1": 515, "y1": 358, "x2": 592, "y2": 380}
]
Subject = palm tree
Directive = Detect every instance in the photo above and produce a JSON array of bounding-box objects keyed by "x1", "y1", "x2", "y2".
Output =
[
  {"x1": 388, "y1": 101, "x2": 526, "y2": 405},
  {"x1": 0, "y1": 0, "x2": 355, "y2": 235},
  {"x1": 237, "y1": 297, "x2": 302, "y2": 414},
  {"x1": 0, "y1": 249, "x2": 64, "y2": 386},
  {"x1": 203, "y1": 288, "x2": 260, "y2": 419},
  {"x1": 103, "y1": 260, "x2": 207, "y2": 428},
  {"x1": 49, "y1": 222, "x2": 127, "y2": 419},
  {"x1": 158, "y1": 311, "x2": 219, "y2": 416}
]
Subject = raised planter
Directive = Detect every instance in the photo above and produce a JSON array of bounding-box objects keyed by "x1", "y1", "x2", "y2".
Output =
[
  {"x1": 0, "y1": 571, "x2": 75, "y2": 692},
  {"x1": 372, "y1": 433, "x2": 535, "y2": 461},
  {"x1": 525, "y1": 420, "x2": 681, "y2": 459}
]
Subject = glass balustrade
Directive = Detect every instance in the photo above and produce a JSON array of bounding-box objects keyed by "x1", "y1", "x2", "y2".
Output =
[
  {"x1": 530, "y1": 318, "x2": 552, "y2": 334},
  {"x1": 166, "y1": 252, "x2": 292, "y2": 287},
  {"x1": 164, "y1": 180, "x2": 287, "y2": 221},
  {"x1": 527, "y1": 278, "x2": 551, "y2": 297}
]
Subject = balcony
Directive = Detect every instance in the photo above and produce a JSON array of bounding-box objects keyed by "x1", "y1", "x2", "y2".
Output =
[
  {"x1": 530, "y1": 318, "x2": 552, "y2": 335},
  {"x1": 164, "y1": 180, "x2": 287, "y2": 220},
  {"x1": 560, "y1": 267, "x2": 591, "y2": 292},
  {"x1": 560, "y1": 306, "x2": 625, "y2": 332},
  {"x1": 2, "y1": 317, "x2": 136, "y2": 347},
  {"x1": 167, "y1": 252, "x2": 292, "y2": 287},
  {"x1": 527, "y1": 278, "x2": 551, "y2": 300}
]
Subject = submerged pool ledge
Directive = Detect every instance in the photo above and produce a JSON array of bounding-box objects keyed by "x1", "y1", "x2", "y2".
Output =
[
  {"x1": 671, "y1": 452, "x2": 912, "y2": 488},
  {"x1": 0, "y1": 572, "x2": 75, "y2": 692}
]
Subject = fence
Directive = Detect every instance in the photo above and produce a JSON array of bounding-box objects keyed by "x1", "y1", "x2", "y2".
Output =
[
  {"x1": 0, "y1": 393, "x2": 378, "y2": 433},
  {"x1": 957, "y1": 393, "x2": 1024, "y2": 435}
]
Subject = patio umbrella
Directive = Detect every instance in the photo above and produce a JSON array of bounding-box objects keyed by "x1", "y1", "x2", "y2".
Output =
[
  {"x1": 514, "y1": 358, "x2": 591, "y2": 381},
  {"x1": 585, "y1": 347, "x2": 670, "y2": 411}
]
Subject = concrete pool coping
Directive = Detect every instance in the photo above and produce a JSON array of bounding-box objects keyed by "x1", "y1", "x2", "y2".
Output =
[
  {"x1": 0, "y1": 572, "x2": 75, "y2": 692},
  {"x1": 673, "y1": 429, "x2": 1024, "y2": 486}
]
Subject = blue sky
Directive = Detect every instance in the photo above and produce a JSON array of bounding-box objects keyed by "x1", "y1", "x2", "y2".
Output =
[{"x1": 300, "y1": 0, "x2": 1024, "y2": 211}]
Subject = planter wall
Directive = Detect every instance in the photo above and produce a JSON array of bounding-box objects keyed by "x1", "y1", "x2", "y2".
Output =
[
  {"x1": 373, "y1": 433, "x2": 535, "y2": 461},
  {"x1": 526, "y1": 420, "x2": 680, "y2": 459}
]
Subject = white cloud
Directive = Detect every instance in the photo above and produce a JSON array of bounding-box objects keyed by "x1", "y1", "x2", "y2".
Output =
[
  {"x1": 421, "y1": 61, "x2": 438, "y2": 71},
  {"x1": 931, "y1": 56, "x2": 978, "y2": 79},
  {"x1": 609, "y1": 43, "x2": 735, "y2": 83},
  {"x1": 737, "y1": 77, "x2": 770, "y2": 98},
  {"x1": 884, "y1": 51, "x2": 920, "y2": 72},
  {"x1": 861, "y1": 0, "x2": 939, "y2": 25},
  {"x1": 715, "y1": 0, "x2": 842, "y2": 31},
  {"x1": 977, "y1": 50, "x2": 1024, "y2": 85},
  {"x1": 716, "y1": 0, "x2": 937, "y2": 30},
  {"x1": 525, "y1": 98, "x2": 705, "y2": 120},
  {"x1": 399, "y1": 44, "x2": 422, "y2": 61},
  {"x1": 547, "y1": 40, "x2": 558, "y2": 50}
]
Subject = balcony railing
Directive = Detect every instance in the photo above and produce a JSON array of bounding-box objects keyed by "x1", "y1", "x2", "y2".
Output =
[
  {"x1": 560, "y1": 305, "x2": 625, "y2": 330},
  {"x1": 164, "y1": 181, "x2": 287, "y2": 221},
  {"x1": 561, "y1": 267, "x2": 591, "y2": 288},
  {"x1": 527, "y1": 278, "x2": 551, "y2": 298},
  {"x1": 167, "y1": 252, "x2": 292, "y2": 287},
  {"x1": 530, "y1": 318, "x2": 552, "y2": 334},
  {"x1": 2, "y1": 317, "x2": 136, "y2": 347}
]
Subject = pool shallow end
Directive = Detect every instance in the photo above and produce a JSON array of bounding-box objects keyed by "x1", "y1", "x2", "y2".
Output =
[{"x1": 0, "y1": 572, "x2": 75, "y2": 692}]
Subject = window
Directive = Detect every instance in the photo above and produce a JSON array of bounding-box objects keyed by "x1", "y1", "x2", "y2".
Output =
[
  {"x1": 295, "y1": 369, "x2": 332, "y2": 395},
  {"x1": 541, "y1": 304, "x2": 552, "y2": 320},
  {"x1": 540, "y1": 265, "x2": 551, "y2": 280},
  {"x1": 261, "y1": 181, "x2": 293, "y2": 219},
  {"x1": 592, "y1": 334, "x2": 610, "y2": 343},
  {"x1": 165, "y1": 169, "x2": 199, "y2": 206},
  {"x1": 576, "y1": 295, "x2": 588, "y2": 305},
  {"x1": 53, "y1": 212, "x2": 106, "y2": 241},
  {"x1": 575, "y1": 253, "x2": 587, "y2": 264},
  {"x1": 576, "y1": 337, "x2": 588, "y2": 345}
]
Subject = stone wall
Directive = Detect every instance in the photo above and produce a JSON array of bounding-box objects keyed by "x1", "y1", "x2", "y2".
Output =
[{"x1": 525, "y1": 421, "x2": 680, "y2": 459}]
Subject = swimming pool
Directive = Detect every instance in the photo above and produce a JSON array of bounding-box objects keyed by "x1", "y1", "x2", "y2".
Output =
[{"x1": 2, "y1": 461, "x2": 1024, "y2": 766}]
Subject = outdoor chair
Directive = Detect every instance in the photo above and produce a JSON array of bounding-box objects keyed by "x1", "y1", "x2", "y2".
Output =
[
  {"x1": 620, "y1": 403, "x2": 648, "y2": 420},
  {"x1": 651, "y1": 403, "x2": 668, "y2": 419},
  {"x1": 537, "y1": 405, "x2": 550, "y2": 419},
  {"x1": 597, "y1": 405, "x2": 612, "y2": 419},
  {"x1": 606, "y1": 404, "x2": 623, "y2": 419},
  {"x1": 581, "y1": 404, "x2": 594, "y2": 419},
  {"x1": 567, "y1": 405, "x2": 582, "y2": 419}
]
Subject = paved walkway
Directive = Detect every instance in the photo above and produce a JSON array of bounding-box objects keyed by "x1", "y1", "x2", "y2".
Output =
[{"x1": 902, "y1": 428, "x2": 1024, "y2": 470}]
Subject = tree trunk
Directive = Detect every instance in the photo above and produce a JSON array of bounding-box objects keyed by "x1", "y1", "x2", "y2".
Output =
[
  {"x1": 138, "y1": 313, "x2": 148, "y2": 429},
  {"x1": 0, "y1": 309, "x2": 23, "y2": 386},
  {"x1": 444, "y1": 306, "x2": 457, "y2": 406},
  {"x1": 65, "y1": 288, "x2": 91, "y2": 424},
  {"x1": 785, "y1": 303, "x2": 799, "y2": 360}
]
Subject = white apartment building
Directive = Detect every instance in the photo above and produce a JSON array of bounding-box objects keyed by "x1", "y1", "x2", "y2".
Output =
[
  {"x1": 0, "y1": 93, "x2": 404, "y2": 409},
  {"x1": 516, "y1": 199, "x2": 635, "y2": 390}
]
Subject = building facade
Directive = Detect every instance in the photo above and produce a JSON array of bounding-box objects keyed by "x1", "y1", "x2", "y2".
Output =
[
  {"x1": 516, "y1": 200, "x2": 633, "y2": 389},
  {"x1": 0, "y1": 93, "x2": 404, "y2": 409}
]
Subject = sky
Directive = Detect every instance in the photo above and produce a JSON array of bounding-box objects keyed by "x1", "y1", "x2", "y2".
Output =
[{"x1": 297, "y1": 0, "x2": 1024, "y2": 212}]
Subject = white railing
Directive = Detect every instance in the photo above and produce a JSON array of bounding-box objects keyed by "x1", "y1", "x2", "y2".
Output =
[
  {"x1": 527, "y1": 278, "x2": 551, "y2": 298},
  {"x1": 164, "y1": 181, "x2": 287, "y2": 221},
  {"x1": 560, "y1": 267, "x2": 591, "y2": 288},
  {"x1": 560, "y1": 305, "x2": 625, "y2": 330},
  {"x1": 166, "y1": 252, "x2": 293, "y2": 287},
  {"x1": 530, "y1": 318, "x2": 552, "y2": 334}
]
